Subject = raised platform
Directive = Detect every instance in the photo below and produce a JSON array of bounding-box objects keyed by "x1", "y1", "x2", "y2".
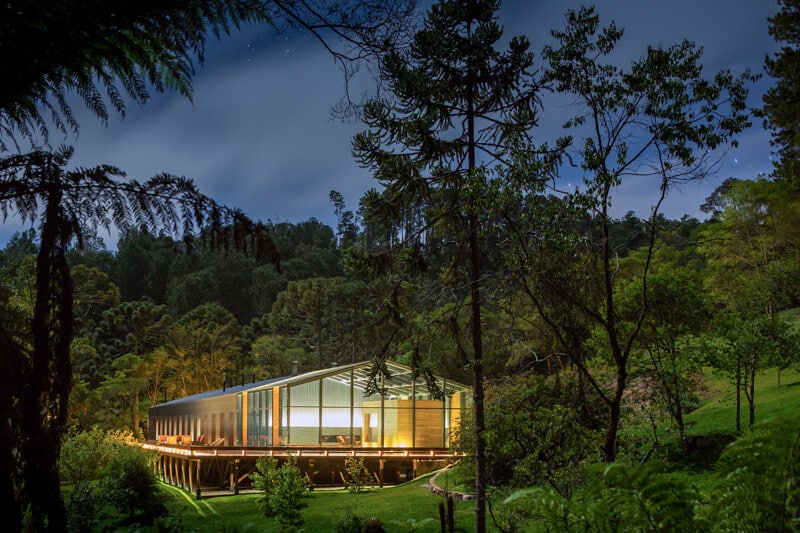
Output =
[{"x1": 144, "y1": 442, "x2": 458, "y2": 499}]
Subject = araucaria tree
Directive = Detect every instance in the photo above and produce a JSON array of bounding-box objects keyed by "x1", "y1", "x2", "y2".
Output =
[
  {"x1": 508, "y1": 6, "x2": 752, "y2": 462},
  {"x1": 352, "y1": 1, "x2": 550, "y2": 531},
  {"x1": 762, "y1": 0, "x2": 800, "y2": 186},
  {"x1": 0, "y1": 147, "x2": 277, "y2": 531}
]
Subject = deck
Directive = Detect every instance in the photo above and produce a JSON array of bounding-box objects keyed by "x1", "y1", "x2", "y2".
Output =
[{"x1": 144, "y1": 442, "x2": 458, "y2": 499}]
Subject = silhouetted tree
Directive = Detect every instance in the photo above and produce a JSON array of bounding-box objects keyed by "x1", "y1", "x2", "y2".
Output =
[{"x1": 0, "y1": 147, "x2": 277, "y2": 531}]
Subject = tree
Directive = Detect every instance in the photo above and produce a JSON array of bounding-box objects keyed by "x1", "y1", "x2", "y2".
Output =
[
  {"x1": 268, "y1": 277, "x2": 343, "y2": 370},
  {"x1": 0, "y1": 147, "x2": 278, "y2": 531},
  {"x1": 507, "y1": 5, "x2": 751, "y2": 462},
  {"x1": 617, "y1": 263, "x2": 710, "y2": 446},
  {"x1": 0, "y1": 0, "x2": 418, "y2": 150},
  {"x1": 112, "y1": 229, "x2": 190, "y2": 304},
  {"x1": 762, "y1": 0, "x2": 800, "y2": 186},
  {"x1": 92, "y1": 300, "x2": 173, "y2": 386},
  {"x1": 71, "y1": 264, "x2": 121, "y2": 334},
  {"x1": 165, "y1": 303, "x2": 242, "y2": 397},
  {"x1": 250, "y1": 457, "x2": 312, "y2": 529},
  {"x1": 698, "y1": 177, "x2": 800, "y2": 429},
  {"x1": 352, "y1": 2, "x2": 548, "y2": 530}
]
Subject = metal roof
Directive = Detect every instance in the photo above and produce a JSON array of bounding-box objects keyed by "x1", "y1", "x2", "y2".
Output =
[{"x1": 152, "y1": 360, "x2": 470, "y2": 408}]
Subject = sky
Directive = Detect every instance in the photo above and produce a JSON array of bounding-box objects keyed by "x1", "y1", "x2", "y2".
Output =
[{"x1": 15, "y1": 0, "x2": 781, "y2": 247}]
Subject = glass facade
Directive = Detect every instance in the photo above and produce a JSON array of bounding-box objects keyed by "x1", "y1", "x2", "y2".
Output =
[
  {"x1": 236, "y1": 362, "x2": 471, "y2": 449},
  {"x1": 246, "y1": 389, "x2": 272, "y2": 446}
]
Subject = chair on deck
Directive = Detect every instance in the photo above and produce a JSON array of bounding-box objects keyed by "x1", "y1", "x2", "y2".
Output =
[{"x1": 209, "y1": 437, "x2": 225, "y2": 446}]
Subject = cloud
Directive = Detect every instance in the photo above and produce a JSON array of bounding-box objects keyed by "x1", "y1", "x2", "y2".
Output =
[{"x1": 4, "y1": 0, "x2": 779, "y2": 248}]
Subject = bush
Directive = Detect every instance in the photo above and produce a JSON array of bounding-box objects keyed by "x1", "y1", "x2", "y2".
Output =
[
  {"x1": 250, "y1": 457, "x2": 279, "y2": 517},
  {"x1": 454, "y1": 368, "x2": 602, "y2": 496},
  {"x1": 103, "y1": 445, "x2": 166, "y2": 524},
  {"x1": 250, "y1": 457, "x2": 312, "y2": 530},
  {"x1": 345, "y1": 457, "x2": 371, "y2": 493},
  {"x1": 336, "y1": 511, "x2": 365, "y2": 533},
  {"x1": 59, "y1": 427, "x2": 134, "y2": 485},
  {"x1": 335, "y1": 513, "x2": 386, "y2": 533},
  {"x1": 65, "y1": 484, "x2": 103, "y2": 533},
  {"x1": 704, "y1": 412, "x2": 800, "y2": 531}
]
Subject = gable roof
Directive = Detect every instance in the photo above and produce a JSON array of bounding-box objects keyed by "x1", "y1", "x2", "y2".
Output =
[{"x1": 153, "y1": 360, "x2": 471, "y2": 408}]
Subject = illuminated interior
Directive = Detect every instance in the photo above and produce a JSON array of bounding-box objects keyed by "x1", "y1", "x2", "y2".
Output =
[{"x1": 149, "y1": 361, "x2": 471, "y2": 449}]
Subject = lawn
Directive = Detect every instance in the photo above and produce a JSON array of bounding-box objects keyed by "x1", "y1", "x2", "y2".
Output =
[
  {"x1": 156, "y1": 366, "x2": 800, "y2": 532},
  {"x1": 685, "y1": 366, "x2": 800, "y2": 435},
  {"x1": 160, "y1": 472, "x2": 485, "y2": 532}
]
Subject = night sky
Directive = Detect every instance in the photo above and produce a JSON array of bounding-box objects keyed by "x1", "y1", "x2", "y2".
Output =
[{"x1": 23, "y1": 0, "x2": 780, "y2": 247}]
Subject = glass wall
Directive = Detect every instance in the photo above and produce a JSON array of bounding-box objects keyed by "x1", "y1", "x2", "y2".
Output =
[
  {"x1": 321, "y1": 375, "x2": 354, "y2": 445},
  {"x1": 236, "y1": 362, "x2": 470, "y2": 449},
  {"x1": 287, "y1": 380, "x2": 320, "y2": 444},
  {"x1": 246, "y1": 390, "x2": 272, "y2": 446}
]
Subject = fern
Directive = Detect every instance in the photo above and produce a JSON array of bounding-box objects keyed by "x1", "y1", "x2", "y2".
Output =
[
  {"x1": 504, "y1": 462, "x2": 699, "y2": 532},
  {"x1": 707, "y1": 412, "x2": 800, "y2": 532}
]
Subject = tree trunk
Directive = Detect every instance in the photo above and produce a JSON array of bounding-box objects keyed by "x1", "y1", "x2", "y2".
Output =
[
  {"x1": 602, "y1": 365, "x2": 626, "y2": 462},
  {"x1": 468, "y1": 212, "x2": 486, "y2": 533},
  {"x1": 748, "y1": 354, "x2": 756, "y2": 428},
  {"x1": 0, "y1": 336, "x2": 23, "y2": 530},
  {"x1": 735, "y1": 357, "x2": 742, "y2": 434},
  {"x1": 23, "y1": 187, "x2": 72, "y2": 532}
]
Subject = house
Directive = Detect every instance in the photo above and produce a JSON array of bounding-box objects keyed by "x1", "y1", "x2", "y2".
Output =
[{"x1": 146, "y1": 360, "x2": 471, "y2": 495}]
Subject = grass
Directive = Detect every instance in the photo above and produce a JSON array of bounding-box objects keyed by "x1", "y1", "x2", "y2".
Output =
[
  {"x1": 685, "y1": 366, "x2": 800, "y2": 435},
  {"x1": 151, "y1": 366, "x2": 799, "y2": 531},
  {"x1": 160, "y1": 473, "x2": 484, "y2": 532}
]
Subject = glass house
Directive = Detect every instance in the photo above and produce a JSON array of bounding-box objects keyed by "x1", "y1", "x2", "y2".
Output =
[{"x1": 148, "y1": 361, "x2": 472, "y2": 451}]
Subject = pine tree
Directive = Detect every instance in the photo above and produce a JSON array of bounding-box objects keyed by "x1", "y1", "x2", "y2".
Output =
[
  {"x1": 352, "y1": 2, "x2": 552, "y2": 530},
  {"x1": 763, "y1": 0, "x2": 800, "y2": 186}
]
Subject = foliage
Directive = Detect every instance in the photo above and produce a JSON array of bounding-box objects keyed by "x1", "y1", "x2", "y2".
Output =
[
  {"x1": 454, "y1": 369, "x2": 602, "y2": 497},
  {"x1": 504, "y1": 461, "x2": 698, "y2": 532},
  {"x1": 704, "y1": 412, "x2": 800, "y2": 531},
  {"x1": 250, "y1": 457, "x2": 280, "y2": 517},
  {"x1": 337, "y1": 510, "x2": 367, "y2": 533},
  {"x1": 352, "y1": 2, "x2": 552, "y2": 530},
  {"x1": 762, "y1": 0, "x2": 800, "y2": 185},
  {"x1": 0, "y1": 0, "x2": 418, "y2": 150},
  {"x1": 336, "y1": 511, "x2": 387, "y2": 533},
  {"x1": 269, "y1": 458, "x2": 313, "y2": 531},
  {"x1": 102, "y1": 445, "x2": 166, "y2": 525},
  {"x1": 250, "y1": 457, "x2": 312, "y2": 529},
  {"x1": 346, "y1": 457, "x2": 371, "y2": 493},
  {"x1": 58, "y1": 427, "x2": 133, "y2": 485}
]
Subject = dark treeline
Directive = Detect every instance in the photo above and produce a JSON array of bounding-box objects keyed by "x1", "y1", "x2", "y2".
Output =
[{"x1": 2, "y1": 0, "x2": 800, "y2": 531}]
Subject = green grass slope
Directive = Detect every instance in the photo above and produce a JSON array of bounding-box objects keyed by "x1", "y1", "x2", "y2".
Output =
[{"x1": 161, "y1": 473, "x2": 484, "y2": 532}]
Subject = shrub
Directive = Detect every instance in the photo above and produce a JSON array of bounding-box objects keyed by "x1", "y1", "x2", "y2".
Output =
[
  {"x1": 269, "y1": 459, "x2": 312, "y2": 531},
  {"x1": 65, "y1": 483, "x2": 103, "y2": 533},
  {"x1": 345, "y1": 457, "x2": 371, "y2": 493},
  {"x1": 705, "y1": 412, "x2": 800, "y2": 531},
  {"x1": 59, "y1": 427, "x2": 132, "y2": 485},
  {"x1": 335, "y1": 513, "x2": 386, "y2": 533},
  {"x1": 103, "y1": 445, "x2": 166, "y2": 524},
  {"x1": 336, "y1": 511, "x2": 365, "y2": 533},
  {"x1": 454, "y1": 368, "x2": 602, "y2": 496},
  {"x1": 250, "y1": 457, "x2": 312, "y2": 530},
  {"x1": 250, "y1": 457, "x2": 279, "y2": 517}
]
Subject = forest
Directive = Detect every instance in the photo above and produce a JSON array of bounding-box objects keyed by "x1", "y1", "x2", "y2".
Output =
[{"x1": 1, "y1": 0, "x2": 799, "y2": 532}]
